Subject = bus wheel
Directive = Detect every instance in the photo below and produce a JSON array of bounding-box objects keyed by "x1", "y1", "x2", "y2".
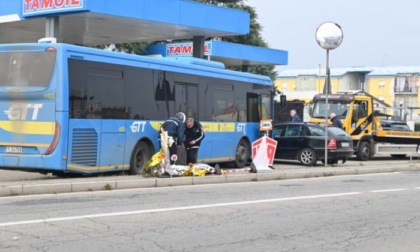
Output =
[
  {"x1": 235, "y1": 139, "x2": 250, "y2": 168},
  {"x1": 356, "y1": 142, "x2": 370, "y2": 161},
  {"x1": 130, "y1": 142, "x2": 151, "y2": 175}
]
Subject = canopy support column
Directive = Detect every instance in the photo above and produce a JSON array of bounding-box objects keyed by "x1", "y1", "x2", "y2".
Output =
[
  {"x1": 45, "y1": 16, "x2": 59, "y2": 40},
  {"x1": 193, "y1": 36, "x2": 205, "y2": 59}
]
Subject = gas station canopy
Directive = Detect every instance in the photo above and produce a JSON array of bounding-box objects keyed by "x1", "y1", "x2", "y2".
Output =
[
  {"x1": 0, "y1": 0, "x2": 250, "y2": 45},
  {"x1": 0, "y1": 0, "x2": 288, "y2": 66}
]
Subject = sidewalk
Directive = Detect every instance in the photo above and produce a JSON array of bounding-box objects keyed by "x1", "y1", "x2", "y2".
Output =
[{"x1": 1, "y1": 160, "x2": 420, "y2": 197}]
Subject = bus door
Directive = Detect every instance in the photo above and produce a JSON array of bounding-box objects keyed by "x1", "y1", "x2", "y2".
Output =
[
  {"x1": 99, "y1": 119, "x2": 126, "y2": 172},
  {"x1": 69, "y1": 65, "x2": 127, "y2": 173},
  {"x1": 211, "y1": 86, "x2": 235, "y2": 160},
  {"x1": 88, "y1": 67, "x2": 127, "y2": 172}
]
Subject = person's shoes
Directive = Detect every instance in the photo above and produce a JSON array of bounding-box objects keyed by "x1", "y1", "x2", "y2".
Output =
[{"x1": 158, "y1": 172, "x2": 171, "y2": 178}]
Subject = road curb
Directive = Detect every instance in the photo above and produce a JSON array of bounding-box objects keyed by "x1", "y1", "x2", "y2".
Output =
[{"x1": 0, "y1": 165, "x2": 419, "y2": 197}]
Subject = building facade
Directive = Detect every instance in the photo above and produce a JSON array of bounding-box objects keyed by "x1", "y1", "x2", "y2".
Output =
[{"x1": 276, "y1": 66, "x2": 420, "y2": 122}]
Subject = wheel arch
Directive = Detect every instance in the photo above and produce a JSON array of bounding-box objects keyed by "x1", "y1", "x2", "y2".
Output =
[{"x1": 128, "y1": 137, "x2": 156, "y2": 175}]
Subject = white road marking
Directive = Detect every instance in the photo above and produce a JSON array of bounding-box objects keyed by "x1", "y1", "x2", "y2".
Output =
[
  {"x1": 0, "y1": 192, "x2": 360, "y2": 227},
  {"x1": 370, "y1": 188, "x2": 408, "y2": 193}
]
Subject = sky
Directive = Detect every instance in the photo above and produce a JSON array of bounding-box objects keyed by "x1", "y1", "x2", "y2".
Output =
[{"x1": 246, "y1": 0, "x2": 420, "y2": 71}]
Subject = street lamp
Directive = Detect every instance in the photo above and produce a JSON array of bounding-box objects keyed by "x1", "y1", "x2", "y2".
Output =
[{"x1": 315, "y1": 22, "x2": 343, "y2": 166}]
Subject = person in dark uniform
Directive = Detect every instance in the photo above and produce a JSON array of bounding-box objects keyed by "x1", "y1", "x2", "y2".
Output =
[
  {"x1": 161, "y1": 112, "x2": 186, "y2": 164},
  {"x1": 330, "y1": 112, "x2": 343, "y2": 129},
  {"x1": 184, "y1": 117, "x2": 205, "y2": 164}
]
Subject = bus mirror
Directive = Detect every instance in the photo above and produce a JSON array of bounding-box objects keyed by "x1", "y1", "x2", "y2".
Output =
[{"x1": 280, "y1": 95, "x2": 286, "y2": 107}]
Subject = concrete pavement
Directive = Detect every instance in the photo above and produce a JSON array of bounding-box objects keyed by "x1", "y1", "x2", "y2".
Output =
[{"x1": 1, "y1": 160, "x2": 420, "y2": 197}]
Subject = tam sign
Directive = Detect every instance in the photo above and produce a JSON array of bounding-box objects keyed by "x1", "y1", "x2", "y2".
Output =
[
  {"x1": 23, "y1": 0, "x2": 85, "y2": 17},
  {"x1": 166, "y1": 42, "x2": 212, "y2": 57}
]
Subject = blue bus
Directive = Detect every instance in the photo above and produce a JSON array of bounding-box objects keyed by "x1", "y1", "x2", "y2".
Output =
[{"x1": 0, "y1": 42, "x2": 273, "y2": 175}]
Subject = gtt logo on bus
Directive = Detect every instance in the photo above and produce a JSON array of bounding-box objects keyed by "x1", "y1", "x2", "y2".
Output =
[
  {"x1": 23, "y1": 0, "x2": 84, "y2": 16},
  {"x1": 4, "y1": 104, "x2": 43, "y2": 121}
]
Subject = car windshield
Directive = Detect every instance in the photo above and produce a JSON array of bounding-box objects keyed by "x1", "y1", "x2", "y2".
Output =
[
  {"x1": 381, "y1": 121, "x2": 412, "y2": 131},
  {"x1": 391, "y1": 123, "x2": 411, "y2": 131},
  {"x1": 312, "y1": 101, "x2": 350, "y2": 119}
]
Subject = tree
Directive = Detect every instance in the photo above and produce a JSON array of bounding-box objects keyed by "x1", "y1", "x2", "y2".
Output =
[
  {"x1": 195, "y1": 1, "x2": 277, "y2": 80},
  {"x1": 93, "y1": 42, "x2": 149, "y2": 55},
  {"x1": 105, "y1": 0, "x2": 277, "y2": 80}
]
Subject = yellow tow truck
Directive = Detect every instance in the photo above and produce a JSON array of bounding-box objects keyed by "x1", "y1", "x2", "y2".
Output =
[{"x1": 309, "y1": 90, "x2": 420, "y2": 160}]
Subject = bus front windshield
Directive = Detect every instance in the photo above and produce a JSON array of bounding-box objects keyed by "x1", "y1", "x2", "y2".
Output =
[
  {"x1": 312, "y1": 100, "x2": 350, "y2": 119},
  {"x1": 0, "y1": 51, "x2": 56, "y2": 87}
]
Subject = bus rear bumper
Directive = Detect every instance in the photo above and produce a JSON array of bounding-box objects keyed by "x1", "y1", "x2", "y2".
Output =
[{"x1": 0, "y1": 155, "x2": 63, "y2": 172}]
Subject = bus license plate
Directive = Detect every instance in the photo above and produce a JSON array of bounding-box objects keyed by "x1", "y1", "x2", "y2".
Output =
[
  {"x1": 5, "y1": 146, "x2": 23, "y2": 153},
  {"x1": 341, "y1": 142, "x2": 349, "y2": 147}
]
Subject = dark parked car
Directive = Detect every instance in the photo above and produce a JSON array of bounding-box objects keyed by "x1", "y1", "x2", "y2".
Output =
[
  {"x1": 380, "y1": 120, "x2": 412, "y2": 132},
  {"x1": 271, "y1": 122, "x2": 354, "y2": 166}
]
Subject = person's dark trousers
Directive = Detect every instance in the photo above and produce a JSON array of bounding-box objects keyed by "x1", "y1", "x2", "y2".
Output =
[{"x1": 186, "y1": 148, "x2": 198, "y2": 164}]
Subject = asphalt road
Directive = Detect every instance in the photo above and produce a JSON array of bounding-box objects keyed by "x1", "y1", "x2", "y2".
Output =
[{"x1": 1, "y1": 171, "x2": 420, "y2": 251}]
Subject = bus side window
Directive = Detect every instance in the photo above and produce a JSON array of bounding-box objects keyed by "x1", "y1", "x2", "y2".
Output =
[{"x1": 213, "y1": 87, "x2": 235, "y2": 122}]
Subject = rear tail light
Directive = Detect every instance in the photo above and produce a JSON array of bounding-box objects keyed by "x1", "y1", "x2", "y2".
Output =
[
  {"x1": 45, "y1": 122, "x2": 60, "y2": 155},
  {"x1": 327, "y1": 138, "x2": 337, "y2": 149}
]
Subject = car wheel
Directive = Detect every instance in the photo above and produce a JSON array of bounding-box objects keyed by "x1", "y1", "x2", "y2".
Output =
[
  {"x1": 356, "y1": 141, "x2": 370, "y2": 161},
  {"x1": 298, "y1": 148, "x2": 317, "y2": 166}
]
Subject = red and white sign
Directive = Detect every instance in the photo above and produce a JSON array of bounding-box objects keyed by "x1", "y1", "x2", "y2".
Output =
[
  {"x1": 166, "y1": 42, "x2": 212, "y2": 56},
  {"x1": 23, "y1": 0, "x2": 84, "y2": 16},
  {"x1": 252, "y1": 136, "x2": 277, "y2": 168}
]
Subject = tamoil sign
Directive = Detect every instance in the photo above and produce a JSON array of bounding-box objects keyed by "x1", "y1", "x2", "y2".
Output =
[
  {"x1": 23, "y1": 0, "x2": 85, "y2": 17},
  {"x1": 166, "y1": 42, "x2": 212, "y2": 57}
]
